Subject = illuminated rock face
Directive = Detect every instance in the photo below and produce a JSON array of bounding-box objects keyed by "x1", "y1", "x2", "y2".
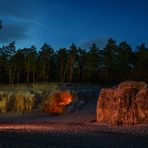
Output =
[
  {"x1": 0, "y1": 91, "x2": 36, "y2": 112},
  {"x1": 0, "y1": 92, "x2": 15, "y2": 112},
  {"x1": 97, "y1": 81, "x2": 148, "y2": 125},
  {"x1": 14, "y1": 93, "x2": 35, "y2": 112},
  {"x1": 42, "y1": 91, "x2": 78, "y2": 114}
]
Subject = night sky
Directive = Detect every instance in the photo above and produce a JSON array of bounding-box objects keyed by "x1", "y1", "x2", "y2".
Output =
[{"x1": 0, "y1": 0, "x2": 148, "y2": 50}]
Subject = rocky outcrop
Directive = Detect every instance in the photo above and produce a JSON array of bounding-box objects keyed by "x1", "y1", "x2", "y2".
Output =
[
  {"x1": 0, "y1": 91, "x2": 36, "y2": 113},
  {"x1": 0, "y1": 91, "x2": 15, "y2": 112},
  {"x1": 14, "y1": 92, "x2": 36, "y2": 112},
  {"x1": 42, "y1": 90, "x2": 78, "y2": 114},
  {"x1": 97, "y1": 81, "x2": 148, "y2": 125},
  {"x1": 0, "y1": 87, "x2": 78, "y2": 114}
]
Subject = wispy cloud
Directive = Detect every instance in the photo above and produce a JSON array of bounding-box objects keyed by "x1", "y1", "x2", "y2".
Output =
[
  {"x1": 3, "y1": 16, "x2": 42, "y2": 26},
  {"x1": 0, "y1": 22, "x2": 28, "y2": 43},
  {"x1": 0, "y1": 0, "x2": 44, "y2": 44}
]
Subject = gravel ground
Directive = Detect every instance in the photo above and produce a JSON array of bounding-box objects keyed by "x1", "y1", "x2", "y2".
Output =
[
  {"x1": 0, "y1": 122, "x2": 148, "y2": 148},
  {"x1": 0, "y1": 102, "x2": 148, "y2": 148}
]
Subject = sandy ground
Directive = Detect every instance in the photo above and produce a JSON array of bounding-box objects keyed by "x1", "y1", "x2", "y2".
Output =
[{"x1": 0, "y1": 101, "x2": 148, "y2": 148}]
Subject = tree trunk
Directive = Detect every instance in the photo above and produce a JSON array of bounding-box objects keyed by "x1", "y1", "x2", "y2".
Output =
[
  {"x1": 11, "y1": 70, "x2": 15, "y2": 84},
  {"x1": 9, "y1": 67, "x2": 12, "y2": 84},
  {"x1": 33, "y1": 71, "x2": 36, "y2": 83},
  {"x1": 46, "y1": 62, "x2": 50, "y2": 82},
  {"x1": 69, "y1": 63, "x2": 73, "y2": 82},
  {"x1": 59, "y1": 61, "x2": 63, "y2": 82},
  {"x1": 26, "y1": 60, "x2": 30, "y2": 84},
  {"x1": 26, "y1": 70, "x2": 30, "y2": 84},
  {"x1": 63, "y1": 58, "x2": 70, "y2": 82},
  {"x1": 17, "y1": 70, "x2": 20, "y2": 84}
]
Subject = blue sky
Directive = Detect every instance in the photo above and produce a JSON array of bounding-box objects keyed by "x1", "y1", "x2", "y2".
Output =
[{"x1": 0, "y1": 0, "x2": 148, "y2": 50}]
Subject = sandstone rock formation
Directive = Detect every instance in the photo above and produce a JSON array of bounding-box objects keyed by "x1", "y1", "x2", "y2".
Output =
[
  {"x1": 14, "y1": 92, "x2": 36, "y2": 112},
  {"x1": 0, "y1": 91, "x2": 15, "y2": 112},
  {"x1": 0, "y1": 91, "x2": 36, "y2": 113},
  {"x1": 0, "y1": 84, "x2": 79, "y2": 114},
  {"x1": 42, "y1": 90, "x2": 78, "y2": 114},
  {"x1": 97, "y1": 81, "x2": 148, "y2": 125}
]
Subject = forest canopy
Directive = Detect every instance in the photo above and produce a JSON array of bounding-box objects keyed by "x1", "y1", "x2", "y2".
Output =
[{"x1": 0, "y1": 39, "x2": 148, "y2": 84}]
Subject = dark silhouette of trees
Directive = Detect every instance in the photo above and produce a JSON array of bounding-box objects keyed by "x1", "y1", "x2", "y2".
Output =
[
  {"x1": 0, "y1": 38, "x2": 148, "y2": 84},
  {"x1": 56, "y1": 48, "x2": 68, "y2": 82},
  {"x1": 14, "y1": 49, "x2": 25, "y2": 84},
  {"x1": 134, "y1": 44, "x2": 148, "y2": 81},
  {"x1": 83, "y1": 43, "x2": 100, "y2": 83},
  {"x1": 6, "y1": 41, "x2": 16, "y2": 84},
  {"x1": 0, "y1": 42, "x2": 16, "y2": 84},
  {"x1": 77, "y1": 47, "x2": 87, "y2": 82},
  {"x1": 117, "y1": 41, "x2": 133, "y2": 81},
  {"x1": 103, "y1": 39, "x2": 118, "y2": 83},
  {"x1": 64, "y1": 43, "x2": 78, "y2": 82},
  {"x1": 38, "y1": 43, "x2": 54, "y2": 82}
]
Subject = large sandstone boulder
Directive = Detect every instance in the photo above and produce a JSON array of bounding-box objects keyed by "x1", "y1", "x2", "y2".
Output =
[
  {"x1": 42, "y1": 90, "x2": 78, "y2": 114},
  {"x1": 97, "y1": 81, "x2": 148, "y2": 125}
]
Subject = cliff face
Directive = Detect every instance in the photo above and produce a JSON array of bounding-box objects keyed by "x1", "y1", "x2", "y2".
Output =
[{"x1": 97, "y1": 81, "x2": 148, "y2": 125}]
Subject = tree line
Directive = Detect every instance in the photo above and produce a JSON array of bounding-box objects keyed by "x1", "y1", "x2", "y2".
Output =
[{"x1": 0, "y1": 39, "x2": 148, "y2": 85}]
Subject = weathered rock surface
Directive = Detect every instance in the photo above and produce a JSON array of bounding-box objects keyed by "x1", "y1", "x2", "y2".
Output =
[
  {"x1": 0, "y1": 91, "x2": 14, "y2": 112},
  {"x1": 0, "y1": 91, "x2": 36, "y2": 112},
  {"x1": 14, "y1": 92, "x2": 36, "y2": 112},
  {"x1": 0, "y1": 83, "x2": 99, "y2": 113},
  {"x1": 42, "y1": 90, "x2": 78, "y2": 114},
  {"x1": 97, "y1": 81, "x2": 148, "y2": 125}
]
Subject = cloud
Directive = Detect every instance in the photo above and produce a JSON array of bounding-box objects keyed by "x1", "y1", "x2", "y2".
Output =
[
  {"x1": 0, "y1": 22, "x2": 29, "y2": 43},
  {"x1": 0, "y1": 0, "x2": 43, "y2": 45},
  {"x1": 79, "y1": 37, "x2": 108, "y2": 49}
]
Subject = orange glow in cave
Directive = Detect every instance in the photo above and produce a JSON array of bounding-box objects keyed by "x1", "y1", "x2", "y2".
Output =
[
  {"x1": 42, "y1": 91, "x2": 73, "y2": 114},
  {"x1": 58, "y1": 92, "x2": 73, "y2": 105}
]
